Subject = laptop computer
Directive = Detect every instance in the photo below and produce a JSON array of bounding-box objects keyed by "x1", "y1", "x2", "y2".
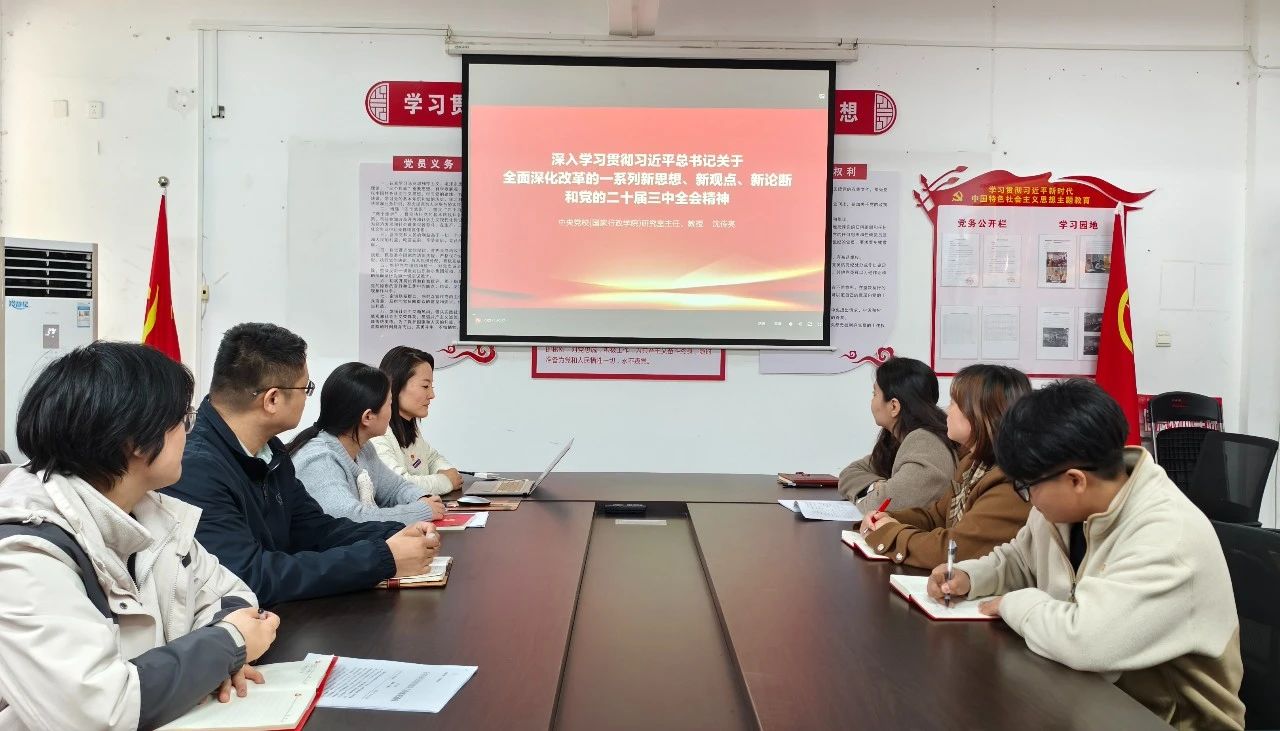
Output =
[{"x1": 464, "y1": 439, "x2": 574, "y2": 496}]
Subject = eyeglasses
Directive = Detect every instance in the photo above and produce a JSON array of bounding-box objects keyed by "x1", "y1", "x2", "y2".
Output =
[
  {"x1": 1013, "y1": 465, "x2": 1094, "y2": 502},
  {"x1": 251, "y1": 379, "x2": 316, "y2": 398},
  {"x1": 183, "y1": 407, "x2": 197, "y2": 434}
]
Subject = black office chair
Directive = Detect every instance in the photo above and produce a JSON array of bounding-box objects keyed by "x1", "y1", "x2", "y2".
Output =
[
  {"x1": 1189, "y1": 431, "x2": 1279, "y2": 526},
  {"x1": 1148, "y1": 391, "x2": 1224, "y2": 427},
  {"x1": 0, "y1": 450, "x2": 10, "y2": 465},
  {"x1": 1154, "y1": 426, "x2": 1218, "y2": 493},
  {"x1": 1213, "y1": 521, "x2": 1280, "y2": 729}
]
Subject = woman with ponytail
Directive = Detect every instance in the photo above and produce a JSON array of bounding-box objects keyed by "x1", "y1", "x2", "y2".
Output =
[{"x1": 288, "y1": 363, "x2": 445, "y2": 524}]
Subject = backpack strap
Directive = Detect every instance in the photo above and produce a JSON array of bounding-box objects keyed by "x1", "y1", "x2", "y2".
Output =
[{"x1": 0, "y1": 521, "x2": 116, "y2": 622}]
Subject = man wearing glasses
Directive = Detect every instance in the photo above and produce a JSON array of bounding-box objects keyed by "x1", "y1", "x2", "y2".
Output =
[
  {"x1": 164, "y1": 323, "x2": 441, "y2": 607},
  {"x1": 927, "y1": 379, "x2": 1243, "y2": 730}
]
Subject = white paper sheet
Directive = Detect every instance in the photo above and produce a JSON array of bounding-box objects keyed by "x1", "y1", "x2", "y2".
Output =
[
  {"x1": 778, "y1": 500, "x2": 862, "y2": 522},
  {"x1": 939, "y1": 306, "x2": 979, "y2": 360},
  {"x1": 309, "y1": 655, "x2": 477, "y2": 714},
  {"x1": 939, "y1": 233, "x2": 980, "y2": 287},
  {"x1": 980, "y1": 306, "x2": 1021, "y2": 360},
  {"x1": 982, "y1": 235, "x2": 1022, "y2": 287},
  {"x1": 1036, "y1": 307, "x2": 1075, "y2": 361}
]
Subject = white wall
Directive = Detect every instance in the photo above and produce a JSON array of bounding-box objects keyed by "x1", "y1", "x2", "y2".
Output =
[
  {"x1": 1243, "y1": 0, "x2": 1280, "y2": 527},
  {"x1": 0, "y1": 1, "x2": 1268, "y2": 522}
]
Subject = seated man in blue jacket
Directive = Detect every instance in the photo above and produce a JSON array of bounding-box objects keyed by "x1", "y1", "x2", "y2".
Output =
[{"x1": 164, "y1": 322, "x2": 441, "y2": 606}]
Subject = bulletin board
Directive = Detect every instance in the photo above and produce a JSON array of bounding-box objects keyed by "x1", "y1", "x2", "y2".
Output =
[{"x1": 916, "y1": 169, "x2": 1151, "y2": 377}]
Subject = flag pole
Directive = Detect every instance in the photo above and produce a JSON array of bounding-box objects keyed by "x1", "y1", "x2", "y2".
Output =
[{"x1": 158, "y1": 176, "x2": 169, "y2": 192}]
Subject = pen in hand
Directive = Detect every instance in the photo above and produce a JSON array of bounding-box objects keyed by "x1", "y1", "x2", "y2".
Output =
[
  {"x1": 945, "y1": 539, "x2": 957, "y2": 608},
  {"x1": 869, "y1": 498, "x2": 892, "y2": 528}
]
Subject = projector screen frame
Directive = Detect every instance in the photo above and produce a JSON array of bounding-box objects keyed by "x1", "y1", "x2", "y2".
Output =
[{"x1": 460, "y1": 53, "x2": 837, "y2": 348}]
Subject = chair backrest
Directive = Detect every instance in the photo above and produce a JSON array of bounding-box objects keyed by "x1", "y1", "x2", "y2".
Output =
[
  {"x1": 1212, "y1": 521, "x2": 1280, "y2": 729},
  {"x1": 1189, "y1": 431, "x2": 1279, "y2": 525},
  {"x1": 1148, "y1": 391, "x2": 1223, "y2": 435},
  {"x1": 1153, "y1": 426, "x2": 1217, "y2": 493}
]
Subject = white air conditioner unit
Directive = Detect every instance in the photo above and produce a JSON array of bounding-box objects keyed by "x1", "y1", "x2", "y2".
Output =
[{"x1": 1, "y1": 238, "x2": 98, "y2": 461}]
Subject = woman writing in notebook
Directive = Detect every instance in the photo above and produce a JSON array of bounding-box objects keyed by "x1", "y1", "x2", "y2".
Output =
[
  {"x1": 838, "y1": 357, "x2": 957, "y2": 515},
  {"x1": 290, "y1": 362, "x2": 447, "y2": 524},
  {"x1": 858, "y1": 363, "x2": 1032, "y2": 569},
  {"x1": 0, "y1": 342, "x2": 279, "y2": 730},
  {"x1": 371, "y1": 346, "x2": 463, "y2": 495}
]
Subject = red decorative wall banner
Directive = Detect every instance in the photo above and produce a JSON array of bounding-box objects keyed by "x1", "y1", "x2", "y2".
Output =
[
  {"x1": 392, "y1": 156, "x2": 463, "y2": 172},
  {"x1": 531, "y1": 347, "x2": 726, "y2": 381},
  {"x1": 366, "y1": 81, "x2": 462, "y2": 127},
  {"x1": 833, "y1": 90, "x2": 897, "y2": 135}
]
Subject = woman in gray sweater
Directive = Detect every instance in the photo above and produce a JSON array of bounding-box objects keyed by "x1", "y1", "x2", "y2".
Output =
[
  {"x1": 839, "y1": 357, "x2": 957, "y2": 514},
  {"x1": 288, "y1": 362, "x2": 446, "y2": 524}
]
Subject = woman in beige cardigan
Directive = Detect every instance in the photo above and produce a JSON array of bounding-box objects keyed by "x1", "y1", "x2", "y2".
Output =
[{"x1": 839, "y1": 357, "x2": 957, "y2": 515}]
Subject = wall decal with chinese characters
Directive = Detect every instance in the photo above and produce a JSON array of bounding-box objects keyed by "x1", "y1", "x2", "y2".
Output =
[
  {"x1": 833, "y1": 91, "x2": 897, "y2": 135},
  {"x1": 358, "y1": 159, "x2": 495, "y2": 368},
  {"x1": 759, "y1": 165, "x2": 899, "y2": 374},
  {"x1": 918, "y1": 169, "x2": 1151, "y2": 377},
  {"x1": 365, "y1": 81, "x2": 462, "y2": 127}
]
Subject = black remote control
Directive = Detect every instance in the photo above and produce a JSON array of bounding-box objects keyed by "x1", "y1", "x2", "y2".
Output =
[{"x1": 601, "y1": 502, "x2": 648, "y2": 515}]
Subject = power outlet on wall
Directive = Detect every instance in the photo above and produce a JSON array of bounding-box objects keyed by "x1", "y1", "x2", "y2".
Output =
[
  {"x1": 1155, "y1": 330, "x2": 1172, "y2": 347},
  {"x1": 87, "y1": 101, "x2": 104, "y2": 119}
]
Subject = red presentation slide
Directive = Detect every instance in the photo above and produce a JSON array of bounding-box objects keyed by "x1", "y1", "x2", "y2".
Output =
[{"x1": 467, "y1": 105, "x2": 829, "y2": 316}]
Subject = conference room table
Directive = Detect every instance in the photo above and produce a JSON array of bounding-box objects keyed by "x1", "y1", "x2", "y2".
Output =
[{"x1": 262, "y1": 473, "x2": 1170, "y2": 730}]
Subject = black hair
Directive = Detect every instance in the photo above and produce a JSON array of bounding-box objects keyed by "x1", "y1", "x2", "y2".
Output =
[
  {"x1": 994, "y1": 378, "x2": 1128, "y2": 482},
  {"x1": 286, "y1": 362, "x2": 390, "y2": 455},
  {"x1": 868, "y1": 357, "x2": 954, "y2": 475},
  {"x1": 378, "y1": 346, "x2": 436, "y2": 449},
  {"x1": 16, "y1": 341, "x2": 194, "y2": 491},
  {"x1": 209, "y1": 323, "x2": 308, "y2": 410},
  {"x1": 0, "y1": 450, "x2": 10, "y2": 465},
  {"x1": 950, "y1": 363, "x2": 1033, "y2": 467}
]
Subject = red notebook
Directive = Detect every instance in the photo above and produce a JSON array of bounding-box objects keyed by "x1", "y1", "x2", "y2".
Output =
[
  {"x1": 156, "y1": 654, "x2": 338, "y2": 731},
  {"x1": 889, "y1": 575, "x2": 995, "y2": 621},
  {"x1": 777, "y1": 472, "x2": 838, "y2": 488},
  {"x1": 432, "y1": 513, "x2": 475, "y2": 531},
  {"x1": 841, "y1": 530, "x2": 891, "y2": 561}
]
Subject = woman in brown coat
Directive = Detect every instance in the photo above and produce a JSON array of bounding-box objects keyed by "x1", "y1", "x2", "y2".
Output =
[{"x1": 859, "y1": 364, "x2": 1032, "y2": 569}]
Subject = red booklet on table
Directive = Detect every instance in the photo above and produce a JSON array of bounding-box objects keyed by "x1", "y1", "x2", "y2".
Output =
[
  {"x1": 777, "y1": 472, "x2": 838, "y2": 488},
  {"x1": 156, "y1": 654, "x2": 338, "y2": 730}
]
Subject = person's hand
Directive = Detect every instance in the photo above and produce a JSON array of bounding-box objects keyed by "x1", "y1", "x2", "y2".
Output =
[
  {"x1": 440, "y1": 468, "x2": 464, "y2": 491},
  {"x1": 387, "y1": 521, "x2": 442, "y2": 577},
  {"x1": 419, "y1": 494, "x2": 446, "y2": 519},
  {"x1": 859, "y1": 512, "x2": 898, "y2": 536},
  {"x1": 222, "y1": 608, "x2": 280, "y2": 662},
  {"x1": 979, "y1": 596, "x2": 1003, "y2": 617},
  {"x1": 216, "y1": 664, "x2": 265, "y2": 703},
  {"x1": 926, "y1": 564, "x2": 972, "y2": 603}
]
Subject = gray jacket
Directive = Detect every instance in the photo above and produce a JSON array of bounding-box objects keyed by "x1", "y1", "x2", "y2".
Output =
[
  {"x1": 293, "y1": 431, "x2": 433, "y2": 525},
  {"x1": 0, "y1": 466, "x2": 257, "y2": 731}
]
